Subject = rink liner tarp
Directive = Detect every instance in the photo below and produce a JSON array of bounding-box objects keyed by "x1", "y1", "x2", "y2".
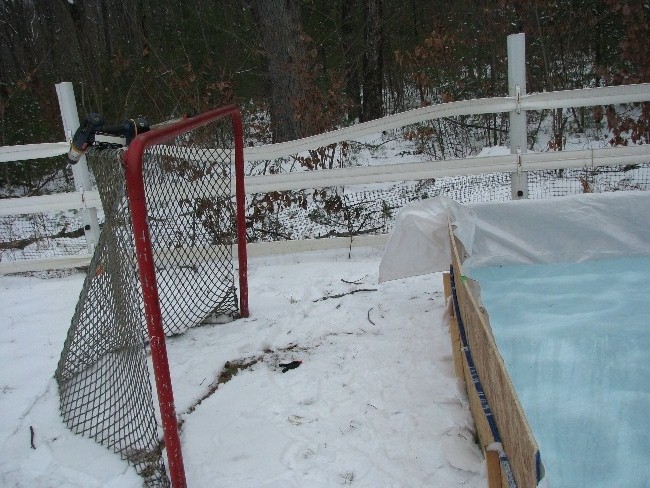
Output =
[
  {"x1": 380, "y1": 190, "x2": 650, "y2": 488},
  {"x1": 379, "y1": 190, "x2": 650, "y2": 281}
]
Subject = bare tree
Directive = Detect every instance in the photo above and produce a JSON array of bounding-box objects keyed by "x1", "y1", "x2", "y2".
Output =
[
  {"x1": 362, "y1": 0, "x2": 383, "y2": 121},
  {"x1": 242, "y1": 0, "x2": 314, "y2": 142},
  {"x1": 341, "y1": 0, "x2": 362, "y2": 122}
]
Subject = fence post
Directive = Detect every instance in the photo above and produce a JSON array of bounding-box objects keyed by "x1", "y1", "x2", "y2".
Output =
[
  {"x1": 56, "y1": 82, "x2": 100, "y2": 252},
  {"x1": 507, "y1": 33, "x2": 528, "y2": 199}
]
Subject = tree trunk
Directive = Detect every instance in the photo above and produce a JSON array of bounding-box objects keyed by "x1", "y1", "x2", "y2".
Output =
[
  {"x1": 100, "y1": 0, "x2": 113, "y2": 61},
  {"x1": 362, "y1": 0, "x2": 383, "y2": 122},
  {"x1": 243, "y1": 0, "x2": 312, "y2": 143},
  {"x1": 59, "y1": 0, "x2": 105, "y2": 111},
  {"x1": 341, "y1": 0, "x2": 361, "y2": 122}
]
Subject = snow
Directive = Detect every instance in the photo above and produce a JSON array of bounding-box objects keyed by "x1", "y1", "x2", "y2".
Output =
[
  {"x1": 380, "y1": 191, "x2": 650, "y2": 487},
  {"x1": 469, "y1": 257, "x2": 650, "y2": 488},
  {"x1": 0, "y1": 247, "x2": 485, "y2": 487},
  {"x1": 0, "y1": 274, "x2": 140, "y2": 487},
  {"x1": 475, "y1": 145, "x2": 512, "y2": 157}
]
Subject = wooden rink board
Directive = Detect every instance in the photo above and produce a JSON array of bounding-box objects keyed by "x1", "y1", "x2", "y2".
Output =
[{"x1": 443, "y1": 217, "x2": 542, "y2": 488}]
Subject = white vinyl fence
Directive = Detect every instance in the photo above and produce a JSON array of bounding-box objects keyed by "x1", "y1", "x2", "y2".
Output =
[{"x1": 2, "y1": 33, "x2": 650, "y2": 274}]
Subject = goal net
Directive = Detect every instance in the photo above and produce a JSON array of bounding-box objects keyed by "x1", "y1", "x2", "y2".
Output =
[{"x1": 55, "y1": 106, "x2": 248, "y2": 487}]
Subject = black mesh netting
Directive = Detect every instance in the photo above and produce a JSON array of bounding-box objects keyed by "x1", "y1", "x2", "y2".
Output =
[
  {"x1": 245, "y1": 162, "x2": 650, "y2": 242},
  {"x1": 3, "y1": 157, "x2": 649, "y2": 264},
  {"x1": 527, "y1": 163, "x2": 650, "y2": 198},
  {"x1": 55, "y1": 120, "x2": 240, "y2": 486}
]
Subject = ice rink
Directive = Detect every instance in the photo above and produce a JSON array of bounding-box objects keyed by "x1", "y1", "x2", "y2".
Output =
[{"x1": 470, "y1": 257, "x2": 650, "y2": 488}]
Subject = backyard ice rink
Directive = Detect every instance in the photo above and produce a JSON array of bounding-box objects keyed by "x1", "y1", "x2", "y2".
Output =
[
  {"x1": 3, "y1": 190, "x2": 650, "y2": 487},
  {"x1": 470, "y1": 257, "x2": 650, "y2": 488}
]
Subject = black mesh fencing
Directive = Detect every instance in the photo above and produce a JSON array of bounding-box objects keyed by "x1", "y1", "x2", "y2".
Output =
[
  {"x1": 528, "y1": 163, "x2": 650, "y2": 198},
  {"x1": 0, "y1": 155, "x2": 87, "y2": 264},
  {"x1": 55, "y1": 118, "x2": 240, "y2": 486},
  {"x1": 244, "y1": 161, "x2": 650, "y2": 242},
  {"x1": 0, "y1": 210, "x2": 88, "y2": 262},
  {"x1": 3, "y1": 154, "x2": 649, "y2": 266}
]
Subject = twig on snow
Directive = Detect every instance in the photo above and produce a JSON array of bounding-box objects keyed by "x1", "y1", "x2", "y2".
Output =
[
  {"x1": 367, "y1": 308, "x2": 376, "y2": 325},
  {"x1": 313, "y1": 288, "x2": 377, "y2": 302},
  {"x1": 341, "y1": 278, "x2": 363, "y2": 285}
]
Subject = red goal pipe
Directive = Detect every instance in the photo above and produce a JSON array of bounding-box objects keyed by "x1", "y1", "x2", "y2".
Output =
[
  {"x1": 231, "y1": 109, "x2": 249, "y2": 318},
  {"x1": 124, "y1": 105, "x2": 248, "y2": 488}
]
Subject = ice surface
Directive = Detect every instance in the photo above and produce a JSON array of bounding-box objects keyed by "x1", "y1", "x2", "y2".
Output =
[{"x1": 469, "y1": 257, "x2": 650, "y2": 488}]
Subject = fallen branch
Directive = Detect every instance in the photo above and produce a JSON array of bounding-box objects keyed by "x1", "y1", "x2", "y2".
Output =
[
  {"x1": 341, "y1": 278, "x2": 363, "y2": 285},
  {"x1": 313, "y1": 288, "x2": 377, "y2": 302},
  {"x1": 0, "y1": 226, "x2": 85, "y2": 250},
  {"x1": 367, "y1": 308, "x2": 376, "y2": 325}
]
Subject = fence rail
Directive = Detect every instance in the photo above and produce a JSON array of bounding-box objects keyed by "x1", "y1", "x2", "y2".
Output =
[
  {"x1": 3, "y1": 143, "x2": 650, "y2": 217},
  {"x1": 0, "y1": 142, "x2": 68, "y2": 162},
  {"x1": 2, "y1": 33, "x2": 650, "y2": 274}
]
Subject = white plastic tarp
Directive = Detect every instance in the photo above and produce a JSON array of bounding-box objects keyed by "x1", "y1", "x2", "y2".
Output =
[{"x1": 379, "y1": 191, "x2": 650, "y2": 282}]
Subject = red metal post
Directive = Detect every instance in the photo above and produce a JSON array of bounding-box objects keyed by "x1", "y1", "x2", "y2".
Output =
[
  {"x1": 231, "y1": 110, "x2": 249, "y2": 318},
  {"x1": 123, "y1": 105, "x2": 247, "y2": 487},
  {"x1": 124, "y1": 153, "x2": 187, "y2": 488}
]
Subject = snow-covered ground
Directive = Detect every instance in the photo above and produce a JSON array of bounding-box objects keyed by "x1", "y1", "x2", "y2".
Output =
[{"x1": 0, "y1": 247, "x2": 486, "y2": 487}]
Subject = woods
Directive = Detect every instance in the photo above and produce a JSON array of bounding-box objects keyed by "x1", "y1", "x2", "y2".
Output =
[{"x1": 1, "y1": 0, "x2": 648, "y2": 149}]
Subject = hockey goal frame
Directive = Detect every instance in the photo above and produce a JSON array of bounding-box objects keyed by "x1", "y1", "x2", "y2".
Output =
[{"x1": 123, "y1": 105, "x2": 248, "y2": 487}]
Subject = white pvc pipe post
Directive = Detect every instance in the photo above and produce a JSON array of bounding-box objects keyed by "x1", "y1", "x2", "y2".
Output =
[
  {"x1": 507, "y1": 33, "x2": 529, "y2": 199},
  {"x1": 56, "y1": 82, "x2": 100, "y2": 253}
]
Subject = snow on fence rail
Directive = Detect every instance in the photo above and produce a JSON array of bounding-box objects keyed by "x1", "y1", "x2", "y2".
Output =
[{"x1": 2, "y1": 34, "x2": 650, "y2": 274}]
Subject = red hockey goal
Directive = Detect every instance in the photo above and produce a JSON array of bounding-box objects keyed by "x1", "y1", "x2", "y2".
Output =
[{"x1": 56, "y1": 105, "x2": 248, "y2": 487}]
